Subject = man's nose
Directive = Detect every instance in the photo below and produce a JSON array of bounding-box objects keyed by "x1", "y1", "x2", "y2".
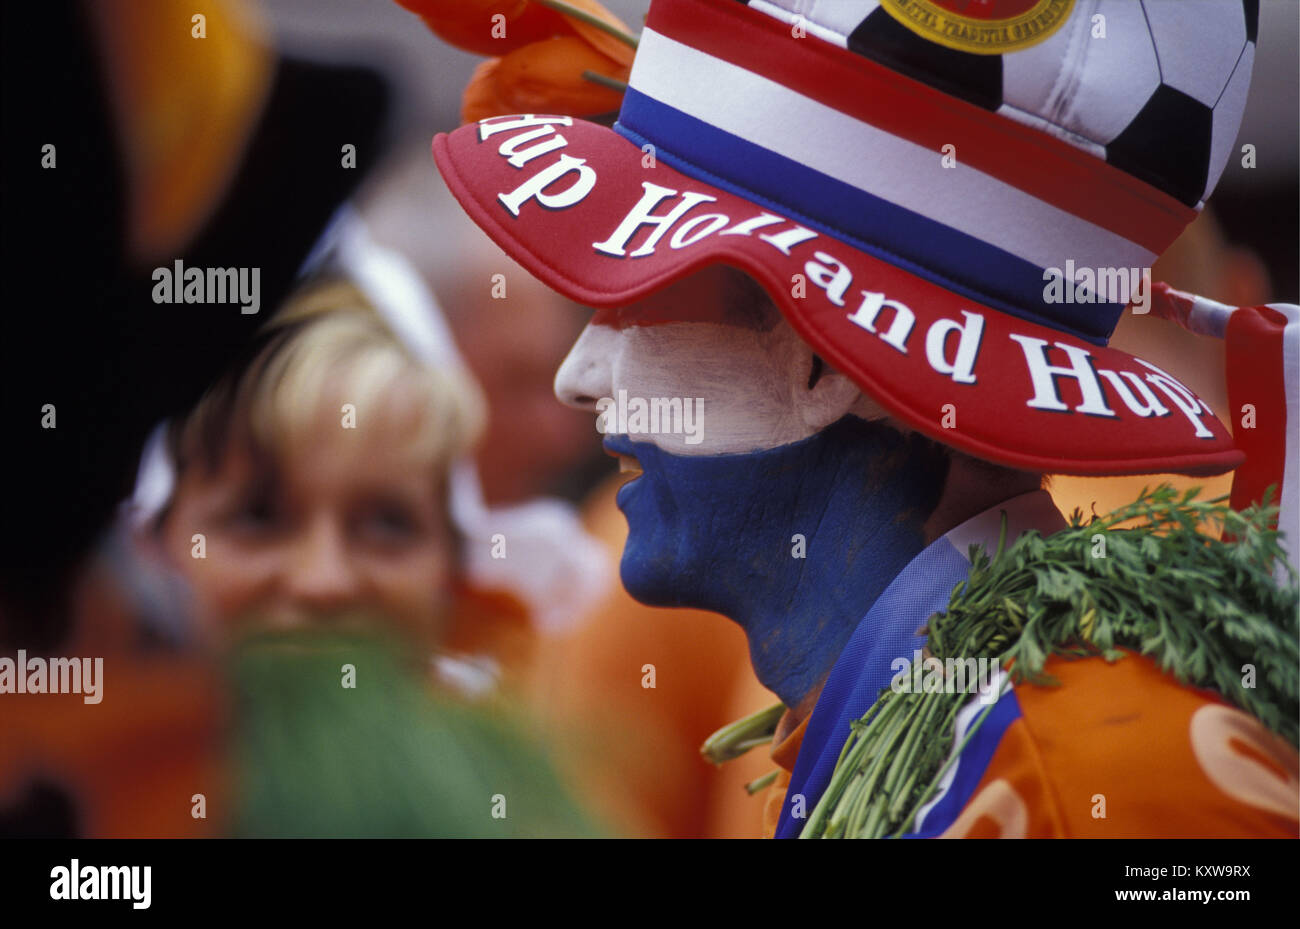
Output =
[
  {"x1": 554, "y1": 321, "x2": 619, "y2": 411},
  {"x1": 282, "y1": 517, "x2": 362, "y2": 613}
]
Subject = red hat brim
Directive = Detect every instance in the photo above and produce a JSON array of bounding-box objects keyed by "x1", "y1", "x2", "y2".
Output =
[{"x1": 434, "y1": 118, "x2": 1241, "y2": 477}]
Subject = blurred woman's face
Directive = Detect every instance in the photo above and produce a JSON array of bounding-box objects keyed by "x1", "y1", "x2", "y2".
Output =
[{"x1": 160, "y1": 402, "x2": 455, "y2": 649}]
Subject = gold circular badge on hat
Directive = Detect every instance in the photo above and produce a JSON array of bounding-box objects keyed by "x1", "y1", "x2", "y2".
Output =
[{"x1": 880, "y1": 0, "x2": 1075, "y2": 55}]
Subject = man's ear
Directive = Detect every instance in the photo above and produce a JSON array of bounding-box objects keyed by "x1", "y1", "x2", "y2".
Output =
[{"x1": 791, "y1": 351, "x2": 861, "y2": 433}]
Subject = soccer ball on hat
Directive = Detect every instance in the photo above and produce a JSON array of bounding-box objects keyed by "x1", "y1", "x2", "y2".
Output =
[{"x1": 748, "y1": 0, "x2": 1258, "y2": 208}]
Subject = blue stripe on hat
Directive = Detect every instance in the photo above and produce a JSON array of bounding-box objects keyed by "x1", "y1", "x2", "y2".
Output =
[{"x1": 615, "y1": 88, "x2": 1124, "y2": 345}]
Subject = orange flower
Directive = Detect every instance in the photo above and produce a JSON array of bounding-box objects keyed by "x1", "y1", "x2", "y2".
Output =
[
  {"x1": 461, "y1": 34, "x2": 629, "y2": 123},
  {"x1": 396, "y1": 0, "x2": 636, "y2": 122},
  {"x1": 460, "y1": 58, "x2": 516, "y2": 125},
  {"x1": 547, "y1": 0, "x2": 636, "y2": 68}
]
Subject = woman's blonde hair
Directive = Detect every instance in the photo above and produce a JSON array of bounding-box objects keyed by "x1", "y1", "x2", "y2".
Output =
[{"x1": 169, "y1": 277, "x2": 485, "y2": 484}]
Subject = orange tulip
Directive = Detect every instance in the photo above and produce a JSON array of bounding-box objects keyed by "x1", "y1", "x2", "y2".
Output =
[
  {"x1": 461, "y1": 34, "x2": 629, "y2": 124},
  {"x1": 461, "y1": 58, "x2": 515, "y2": 124},
  {"x1": 543, "y1": 0, "x2": 636, "y2": 68}
]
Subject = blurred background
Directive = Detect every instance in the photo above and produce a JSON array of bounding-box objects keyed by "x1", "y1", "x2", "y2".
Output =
[{"x1": 0, "y1": 0, "x2": 1296, "y2": 839}]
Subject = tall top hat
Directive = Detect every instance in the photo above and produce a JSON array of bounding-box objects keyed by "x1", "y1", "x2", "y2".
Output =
[{"x1": 433, "y1": 0, "x2": 1260, "y2": 475}]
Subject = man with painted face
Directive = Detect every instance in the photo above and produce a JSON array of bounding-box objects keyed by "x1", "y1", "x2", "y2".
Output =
[
  {"x1": 554, "y1": 264, "x2": 1020, "y2": 712},
  {"x1": 432, "y1": 0, "x2": 1299, "y2": 837}
]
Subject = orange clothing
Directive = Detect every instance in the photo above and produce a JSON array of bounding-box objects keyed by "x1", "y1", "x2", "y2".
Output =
[
  {"x1": 763, "y1": 652, "x2": 1297, "y2": 839},
  {"x1": 761, "y1": 714, "x2": 807, "y2": 840},
  {"x1": 932, "y1": 653, "x2": 1298, "y2": 838}
]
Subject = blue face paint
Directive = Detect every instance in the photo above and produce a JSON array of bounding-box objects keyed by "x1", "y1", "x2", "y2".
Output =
[{"x1": 605, "y1": 414, "x2": 949, "y2": 708}]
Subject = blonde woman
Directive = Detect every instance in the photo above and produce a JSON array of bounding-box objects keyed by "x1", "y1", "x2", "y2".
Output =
[
  {"x1": 119, "y1": 268, "x2": 604, "y2": 837},
  {"x1": 154, "y1": 277, "x2": 485, "y2": 657}
]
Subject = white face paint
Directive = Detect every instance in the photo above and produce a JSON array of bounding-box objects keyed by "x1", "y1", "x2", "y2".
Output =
[{"x1": 554, "y1": 266, "x2": 874, "y2": 456}]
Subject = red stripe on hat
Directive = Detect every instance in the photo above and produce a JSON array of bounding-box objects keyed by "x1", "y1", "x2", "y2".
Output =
[
  {"x1": 1226, "y1": 305, "x2": 1290, "y2": 525},
  {"x1": 647, "y1": 0, "x2": 1194, "y2": 257}
]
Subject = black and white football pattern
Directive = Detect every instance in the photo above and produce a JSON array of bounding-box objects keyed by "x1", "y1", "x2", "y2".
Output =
[{"x1": 734, "y1": 0, "x2": 1258, "y2": 208}]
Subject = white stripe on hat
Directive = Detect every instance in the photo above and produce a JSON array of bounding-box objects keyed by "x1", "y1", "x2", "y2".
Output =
[{"x1": 628, "y1": 27, "x2": 1157, "y2": 281}]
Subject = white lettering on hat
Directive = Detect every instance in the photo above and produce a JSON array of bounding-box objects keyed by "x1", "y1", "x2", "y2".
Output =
[
  {"x1": 497, "y1": 126, "x2": 569, "y2": 168},
  {"x1": 805, "y1": 252, "x2": 853, "y2": 307},
  {"x1": 925, "y1": 310, "x2": 985, "y2": 384},
  {"x1": 593, "y1": 182, "x2": 717, "y2": 257},
  {"x1": 679, "y1": 210, "x2": 811, "y2": 251},
  {"x1": 754, "y1": 224, "x2": 818, "y2": 256},
  {"x1": 1009, "y1": 336, "x2": 1216, "y2": 437},
  {"x1": 1135, "y1": 359, "x2": 1215, "y2": 438},
  {"x1": 1008, "y1": 336, "x2": 1116, "y2": 417},
  {"x1": 594, "y1": 185, "x2": 820, "y2": 259},
  {"x1": 717, "y1": 210, "x2": 819, "y2": 252},
  {"x1": 478, "y1": 114, "x2": 574, "y2": 141},
  {"x1": 669, "y1": 213, "x2": 731, "y2": 249},
  {"x1": 1010, "y1": 335, "x2": 1215, "y2": 438},
  {"x1": 719, "y1": 213, "x2": 788, "y2": 238},
  {"x1": 1096, "y1": 370, "x2": 1169, "y2": 418},
  {"x1": 498, "y1": 155, "x2": 597, "y2": 217},
  {"x1": 847, "y1": 291, "x2": 915, "y2": 354}
]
